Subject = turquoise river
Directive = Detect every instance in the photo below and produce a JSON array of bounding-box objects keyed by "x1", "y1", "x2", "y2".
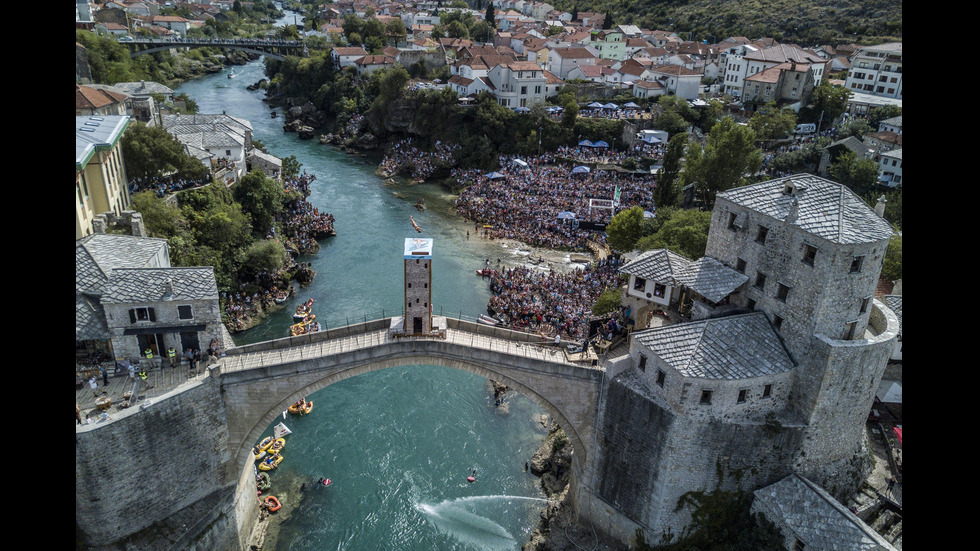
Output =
[{"x1": 176, "y1": 52, "x2": 556, "y2": 550}]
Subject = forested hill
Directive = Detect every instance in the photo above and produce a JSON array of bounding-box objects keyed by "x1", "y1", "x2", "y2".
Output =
[{"x1": 546, "y1": 0, "x2": 902, "y2": 46}]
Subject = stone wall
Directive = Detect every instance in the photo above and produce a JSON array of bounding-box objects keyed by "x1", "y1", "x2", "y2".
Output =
[
  {"x1": 577, "y1": 369, "x2": 803, "y2": 544},
  {"x1": 396, "y1": 50, "x2": 446, "y2": 71},
  {"x1": 75, "y1": 376, "x2": 255, "y2": 549}
]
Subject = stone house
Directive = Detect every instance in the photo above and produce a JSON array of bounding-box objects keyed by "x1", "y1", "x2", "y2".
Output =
[
  {"x1": 631, "y1": 79, "x2": 664, "y2": 99},
  {"x1": 646, "y1": 64, "x2": 701, "y2": 100},
  {"x1": 331, "y1": 46, "x2": 369, "y2": 68},
  {"x1": 161, "y1": 113, "x2": 253, "y2": 182},
  {"x1": 76, "y1": 230, "x2": 231, "y2": 364},
  {"x1": 741, "y1": 61, "x2": 818, "y2": 111},
  {"x1": 588, "y1": 174, "x2": 899, "y2": 542},
  {"x1": 76, "y1": 85, "x2": 128, "y2": 117}
]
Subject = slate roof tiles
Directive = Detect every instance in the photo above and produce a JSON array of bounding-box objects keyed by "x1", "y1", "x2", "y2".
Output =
[
  {"x1": 633, "y1": 312, "x2": 795, "y2": 380},
  {"x1": 717, "y1": 174, "x2": 894, "y2": 245}
]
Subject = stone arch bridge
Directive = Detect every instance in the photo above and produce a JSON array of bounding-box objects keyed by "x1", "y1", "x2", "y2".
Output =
[
  {"x1": 220, "y1": 317, "x2": 605, "y2": 478},
  {"x1": 122, "y1": 38, "x2": 305, "y2": 61}
]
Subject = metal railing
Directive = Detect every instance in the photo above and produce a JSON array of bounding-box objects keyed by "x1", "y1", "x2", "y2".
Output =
[{"x1": 221, "y1": 308, "x2": 601, "y2": 375}]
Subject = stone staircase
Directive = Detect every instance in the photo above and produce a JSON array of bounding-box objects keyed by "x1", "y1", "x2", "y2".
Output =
[{"x1": 847, "y1": 486, "x2": 902, "y2": 549}]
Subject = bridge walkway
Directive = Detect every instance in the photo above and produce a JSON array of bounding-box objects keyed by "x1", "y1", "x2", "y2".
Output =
[{"x1": 221, "y1": 325, "x2": 582, "y2": 375}]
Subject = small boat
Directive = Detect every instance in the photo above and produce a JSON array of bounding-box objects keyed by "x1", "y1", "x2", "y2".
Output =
[
  {"x1": 271, "y1": 111, "x2": 278, "y2": 118},
  {"x1": 476, "y1": 268, "x2": 493, "y2": 276},
  {"x1": 293, "y1": 299, "x2": 314, "y2": 320},
  {"x1": 288, "y1": 399, "x2": 309, "y2": 415},
  {"x1": 479, "y1": 314, "x2": 499, "y2": 326},
  {"x1": 274, "y1": 291, "x2": 289, "y2": 304},
  {"x1": 303, "y1": 401, "x2": 313, "y2": 415},
  {"x1": 257, "y1": 436, "x2": 275, "y2": 452},
  {"x1": 252, "y1": 445, "x2": 267, "y2": 462},
  {"x1": 264, "y1": 496, "x2": 281, "y2": 512},
  {"x1": 414, "y1": 198, "x2": 426, "y2": 211},
  {"x1": 257, "y1": 472, "x2": 271, "y2": 492},
  {"x1": 268, "y1": 437, "x2": 286, "y2": 455},
  {"x1": 259, "y1": 453, "x2": 283, "y2": 471}
]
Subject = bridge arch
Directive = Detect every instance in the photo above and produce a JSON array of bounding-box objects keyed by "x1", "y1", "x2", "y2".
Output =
[
  {"x1": 235, "y1": 356, "x2": 590, "y2": 470},
  {"x1": 217, "y1": 325, "x2": 603, "y2": 486}
]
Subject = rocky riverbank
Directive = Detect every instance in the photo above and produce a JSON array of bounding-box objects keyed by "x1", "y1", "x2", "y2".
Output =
[{"x1": 523, "y1": 420, "x2": 621, "y2": 551}]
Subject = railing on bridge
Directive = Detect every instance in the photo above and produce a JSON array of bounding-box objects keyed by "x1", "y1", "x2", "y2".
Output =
[{"x1": 221, "y1": 310, "x2": 602, "y2": 374}]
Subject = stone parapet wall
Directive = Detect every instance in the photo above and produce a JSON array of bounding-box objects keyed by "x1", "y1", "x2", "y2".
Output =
[{"x1": 75, "y1": 376, "x2": 248, "y2": 549}]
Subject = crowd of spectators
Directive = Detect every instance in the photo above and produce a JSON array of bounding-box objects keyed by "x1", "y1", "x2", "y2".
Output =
[
  {"x1": 485, "y1": 258, "x2": 624, "y2": 342},
  {"x1": 275, "y1": 172, "x2": 335, "y2": 255},
  {"x1": 453, "y1": 154, "x2": 657, "y2": 251},
  {"x1": 378, "y1": 138, "x2": 460, "y2": 180},
  {"x1": 129, "y1": 173, "x2": 212, "y2": 197}
]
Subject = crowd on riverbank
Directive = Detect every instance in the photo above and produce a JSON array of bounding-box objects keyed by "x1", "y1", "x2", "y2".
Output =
[
  {"x1": 378, "y1": 138, "x2": 459, "y2": 180},
  {"x1": 453, "y1": 154, "x2": 657, "y2": 251},
  {"x1": 128, "y1": 173, "x2": 212, "y2": 197},
  {"x1": 486, "y1": 257, "x2": 625, "y2": 342}
]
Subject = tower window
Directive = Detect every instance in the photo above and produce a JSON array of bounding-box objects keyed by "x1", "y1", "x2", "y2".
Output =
[
  {"x1": 776, "y1": 283, "x2": 790, "y2": 302},
  {"x1": 700, "y1": 390, "x2": 712, "y2": 404},
  {"x1": 860, "y1": 296, "x2": 871, "y2": 313},
  {"x1": 754, "y1": 272, "x2": 766, "y2": 290},
  {"x1": 850, "y1": 255, "x2": 864, "y2": 273},
  {"x1": 638, "y1": 354, "x2": 647, "y2": 371},
  {"x1": 656, "y1": 369, "x2": 665, "y2": 387},
  {"x1": 755, "y1": 225, "x2": 769, "y2": 244},
  {"x1": 802, "y1": 244, "x2": 817, "y2": 266},
  {"x1": 735, "y1": 258, "x2": 746, "y2": 273},
  {"x1": 763, "y1": 383, "x2": 772, "y2": 397},
  {"x1": 737, "y1": 389, "x2": 747, "y2": 403}
]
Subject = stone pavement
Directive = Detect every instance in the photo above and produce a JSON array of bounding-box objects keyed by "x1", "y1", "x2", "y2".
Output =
[{"x1": 75, "y1": 360, "x2": 209, "y2": 428}]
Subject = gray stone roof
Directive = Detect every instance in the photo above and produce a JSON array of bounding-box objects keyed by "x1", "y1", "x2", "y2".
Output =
[
  {"x1": 102, "y1": 267, "x2": 218, "y2": 304},
  {"x1": 883, "y1": 295, "x2": 902, "y2": 335},
  {"x1": 717, "y1": 174, "x2": 894, "y2": 245},
  {"x1": 633, "y1": 312, "x2": 794, "y2": 380},
  {"x1": 753, "y1": 474, "x2": 898, "y2": 550},
  {"x1": 76, "y1": 234, "x2": 170, "y2": 295},
  {"x1": 672, "y1": 256, "x2": 749, "y2": 303},
  {"x1": 111, "y1": 80, "x2": 175, "y2": 97},
  {"x1": 76, "y1": 294, "x2": 109, "y2": 341},
  {"x1": 620, "y1": 249, "x2": 747, "y2": 303},
  {"x1": 619, "y1": 248, "x2": 692, "y2": 283},
  {"x1": 161, "y1": 113, "x2": 252, "y2": 150},
  {"x1": 880, "y1": 115, "x2": 902, "y2": 128}
]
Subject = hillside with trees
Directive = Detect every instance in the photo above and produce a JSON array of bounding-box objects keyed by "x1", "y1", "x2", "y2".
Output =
[{"x1": 548, "y1": 0, "x2": 901, "y2": 45}]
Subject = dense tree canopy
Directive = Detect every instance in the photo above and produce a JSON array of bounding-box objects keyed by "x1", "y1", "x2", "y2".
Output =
[
  {"x1": 635, "y1": 208, "x2": 713, "y2": 260},
  {"x1": 682, "y1": 117, "x2": 762, "y2": 209},
  {"x1": 121, "y1": 122, "x2": 209, "y2": 183},
  {"x1": 606, "y1": 206, "x2": 646, "y2": 252},
  {"x1": 233, "y1": 170, "x2": 285, "y2": 237}
]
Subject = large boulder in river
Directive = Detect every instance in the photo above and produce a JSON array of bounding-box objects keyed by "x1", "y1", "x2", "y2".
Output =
[
  {"x1": 298, "y1": 126, "x2": 316, "y2": 140},
  {"x1": 354, "y1": 132, "x2": 379, "y2": 150}
]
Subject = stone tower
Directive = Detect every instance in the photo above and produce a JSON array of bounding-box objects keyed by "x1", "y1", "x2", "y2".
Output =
[
  {"x1": 402, "y1": 237, "x2": 434, "y2": 335},
  {"x1": 576, "y1": 174, "x2": 900, "y2": 543}
]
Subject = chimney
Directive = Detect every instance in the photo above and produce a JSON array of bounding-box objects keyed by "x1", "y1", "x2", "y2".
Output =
[
  {"x1": 874, "y1": 195, "x2": 887, "y2": 217},
  {"x1": 786, "y1": 196, "x2": 799, "y2": 225},
  {"x1": 163, "y1": 278, "x2": 175, "y2": 298}
]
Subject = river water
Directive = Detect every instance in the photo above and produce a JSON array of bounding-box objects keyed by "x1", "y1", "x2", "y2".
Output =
[{"x1": 176, "y1": 45, "x2": 555, "y2": 550}]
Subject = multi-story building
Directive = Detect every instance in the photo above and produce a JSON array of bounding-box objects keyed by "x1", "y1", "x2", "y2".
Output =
[
  {"x1": 724, "y1": 44, "x2": 826, "y2": 99},
  {"x1": 161, "y1": 113, "x2": 253, "y2": 182},
  {"x1": 488, "y1": 60, "x2": 547, "y2": 107},
  {"x1": 547, "y1": 46, "x2": 597, "y2": 79},
  {"x1": 587, "y1": 174, "x2": 899, "y2": 541},
  {"x1": 741, "y1": 61, "x2": 818, "y2": 110},
  {"x1": 843, "y1": 43, "x2": 902, "y2": 99},
  {"x1": 76, "y1": 115, "x2": 131, "y2": 240}
]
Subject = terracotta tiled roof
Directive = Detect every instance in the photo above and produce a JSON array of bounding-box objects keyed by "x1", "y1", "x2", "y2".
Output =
[
  {"x1": 553, "y1": 46, "x2": 595, "y2": 59},
  {"x1": 649, "y1": 64, "x2": 701, "y2": 76},
  {"x1": 76, "y1": 85, "x2": 127, "y2": 110}
]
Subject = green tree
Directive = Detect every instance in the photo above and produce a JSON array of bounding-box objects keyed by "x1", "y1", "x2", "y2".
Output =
[
  {"x1": 606, "y1": 206, "x2": 646, "y2": 252},
  {"x1": 233, "y1": 170, "x2": 285, "y2": 237},
  {"x1": 682, "y1": 117, "x2": 762, "y2": 208},
  {"x1": 602, "y1": 12, "x2": 613, "y2": 29},
  {"x1": 121, "y1": 122, "x2": 209, "y2": 184},
  {"x1": 748, "y1": 102, "x2": 796, "y2": 144},
  {"x1": 486, "y1": 3, "x2": 496, "y2": 28},
  {"x1": 656, "y1": 133, "x2": 687, "y2": 208},
  {"x1": 635, "y1": 209, "x2": 712, "y2": 259},
  {"x1": 446, "y1": 19, "x2": 470, "y2": 39},
  {"x1": 282, "y1": 155, "x2": 302, "y2": 180},
  {"x1": 130, "y1": 190, "x2": 186, "y2": 239},
  {"x1": 385, "y1": 18, "x2": 407, "y2": 45},
  {"x1": 592, "y1": 287, "x2": 623, "y2": 316},
  {"x1": 810, "y1": 79, "x2": 852, "y2": 123},
  {"x1": 827, "y1": 149, "x2": 879, "y2": 196},
  {"x1": 881, "y1": 234, "x2": 902, "y2": 281},
  {"x1": 240, "y1": 239, "x2": 289, "y2": 280}
]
